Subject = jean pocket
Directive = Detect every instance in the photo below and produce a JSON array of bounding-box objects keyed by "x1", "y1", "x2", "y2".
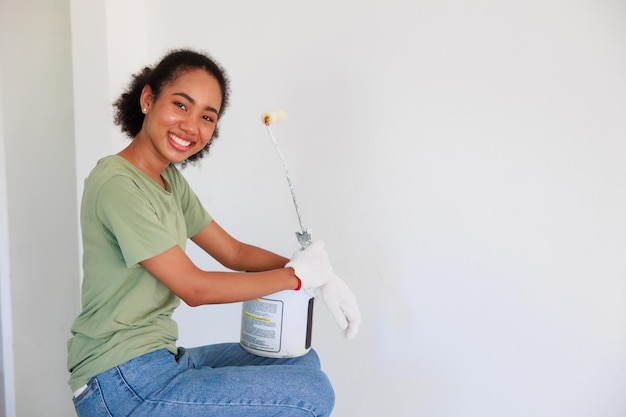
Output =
[{"x1": 72, "y1": 378, "x2": 113, "y2": 417}]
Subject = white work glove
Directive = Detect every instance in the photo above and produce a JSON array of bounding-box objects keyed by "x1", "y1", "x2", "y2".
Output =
[
  {"x1": 318, "y1": 275, "x2": 361, "y2": 339},
  {"x1": 285, "y1": 241, "x2": 334, "y2": 290}
]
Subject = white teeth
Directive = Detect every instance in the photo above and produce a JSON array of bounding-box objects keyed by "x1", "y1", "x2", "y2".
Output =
[{"x1": 169, "y1": 133, "x2": 191, "y2": 147}]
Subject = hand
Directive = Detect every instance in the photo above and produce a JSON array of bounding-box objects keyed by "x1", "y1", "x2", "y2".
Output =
[
  {"x1": 285, "y1": 241, "x2": 334, "y2": 290},
  {"x1": 318, "y1": 275, "x2": 361, "y2": 339}
]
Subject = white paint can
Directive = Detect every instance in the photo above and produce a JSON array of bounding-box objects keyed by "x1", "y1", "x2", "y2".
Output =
[{"x1": 240, "y1": 289, "x2": 314, "y2": 358}]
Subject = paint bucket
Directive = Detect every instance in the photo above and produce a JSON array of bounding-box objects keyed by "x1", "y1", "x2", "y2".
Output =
[{"x1": 240, "y1": 289, "x2": 314, "y2": 358}]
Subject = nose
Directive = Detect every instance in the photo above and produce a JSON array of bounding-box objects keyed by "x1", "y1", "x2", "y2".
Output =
[{"x1": 179, "y1": 113, "x2": 199, "y2": 136}]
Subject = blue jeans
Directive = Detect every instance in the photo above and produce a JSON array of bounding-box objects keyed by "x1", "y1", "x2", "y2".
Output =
[{"x1": 72, "y1": 344, "x2": 334, "y2": 416}]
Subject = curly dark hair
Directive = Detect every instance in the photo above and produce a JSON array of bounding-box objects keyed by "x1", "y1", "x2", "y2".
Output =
[{"x1": 113, "y1": 49, "x2": 231, "y2": 167}]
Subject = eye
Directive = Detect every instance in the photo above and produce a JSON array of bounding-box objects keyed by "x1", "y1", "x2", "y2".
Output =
[
  {"x1": 174, "y1": 102, "x2": 186, "y2": 110},
  {"x1": 202, "y1": 114, "x2": 217, "y2": 123}
]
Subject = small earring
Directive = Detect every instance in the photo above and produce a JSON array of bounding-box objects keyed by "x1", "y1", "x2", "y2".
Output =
[{"x1": 142, "y1": 108, "x2": 147, "y2": 113}]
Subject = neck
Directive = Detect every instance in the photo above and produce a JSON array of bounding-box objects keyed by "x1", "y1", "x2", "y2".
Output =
[{"x1": 118, "y1": 140, "x2": 169, "y2": 188}]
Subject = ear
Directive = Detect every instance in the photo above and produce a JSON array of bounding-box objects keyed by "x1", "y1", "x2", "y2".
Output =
[{"x1": 139, "y1": 85, "x2": 154, "y2": 113}]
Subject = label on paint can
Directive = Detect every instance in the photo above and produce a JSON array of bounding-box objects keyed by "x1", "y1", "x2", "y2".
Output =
[
  {"x1": 241, "y1": 296, "x2": 284, "y2": 353},
  {"x1": 240, "y1": 290, "x2": 314, "y2": 358}
]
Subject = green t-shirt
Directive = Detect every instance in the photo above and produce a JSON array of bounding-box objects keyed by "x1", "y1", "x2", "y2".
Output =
[{"x1": 67, "y1": 155, "x2": 212, "y2": 391}]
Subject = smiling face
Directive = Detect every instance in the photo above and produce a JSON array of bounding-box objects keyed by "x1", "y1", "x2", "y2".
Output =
[{"x1": 138, "y1": 68, "x2": 223, "y2": 167}]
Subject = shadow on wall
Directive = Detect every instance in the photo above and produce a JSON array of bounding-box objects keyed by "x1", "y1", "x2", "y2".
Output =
[{"x1": 0, "y1": 306, "x2": 4, "y2": 414}]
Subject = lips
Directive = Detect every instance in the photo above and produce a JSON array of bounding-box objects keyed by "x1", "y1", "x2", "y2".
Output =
[{"x1": 168, "y1": 133, "x2": 192, "y2": 149}]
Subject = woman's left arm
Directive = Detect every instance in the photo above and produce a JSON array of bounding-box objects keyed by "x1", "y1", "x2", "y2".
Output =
[{"x1": 191, "y1": 221, "x2": 289, "y2": 272}]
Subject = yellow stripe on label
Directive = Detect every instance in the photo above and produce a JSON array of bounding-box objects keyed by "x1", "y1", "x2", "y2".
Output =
[{"x1": 243, "y1": 312, "x2": 271, "y2": 322}]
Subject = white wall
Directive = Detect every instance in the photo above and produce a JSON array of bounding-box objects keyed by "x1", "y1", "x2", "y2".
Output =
[
  {"x1": 0, "y1": 0, "x2": 80, "y2": 416},
  {"x1": 5, "y1": 0, "x2": 622, "y2": 416},
  {"x1": 0, "y1": 0, "x2": 79, "y2": 417},
  {"x1": 0, "y1": 53, "x2": 16, "y2": 417}
]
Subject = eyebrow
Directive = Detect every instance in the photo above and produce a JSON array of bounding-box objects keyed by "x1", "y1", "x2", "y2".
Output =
[{"x1": 173, "y1": 92, "x2": 220, "y2": 115}]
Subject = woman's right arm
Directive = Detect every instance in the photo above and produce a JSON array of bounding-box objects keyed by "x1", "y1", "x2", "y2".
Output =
[{"x1": 140, "y1": 245, "x2": 300, "y2": 306}]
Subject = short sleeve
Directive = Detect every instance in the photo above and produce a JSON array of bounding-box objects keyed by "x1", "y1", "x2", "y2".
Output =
[
  {"x1": 163, "y1": 165, "x2": 212, "y2": 238},
  {"x1": 96, "y1": 176, "x2": 179, "y2": 268}
]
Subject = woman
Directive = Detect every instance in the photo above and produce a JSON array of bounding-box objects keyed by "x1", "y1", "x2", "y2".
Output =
[{"x1": 67, "y1": 49, "x2": 360, "y2": 417}]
